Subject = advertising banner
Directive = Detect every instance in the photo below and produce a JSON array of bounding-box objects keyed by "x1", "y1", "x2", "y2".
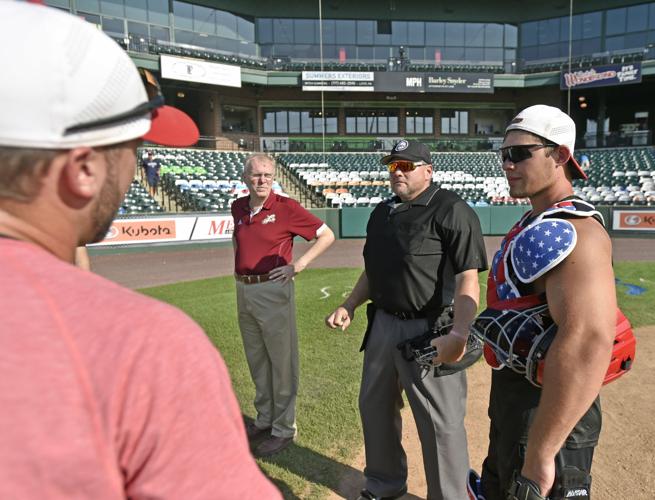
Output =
[
  {"x1": 560, "y1": 62, "x2": 641, "y2": 90},
  {"x1": 160, "y1": 54, "x2": 241, "y2": 88},
  {"x1": 612, "y1": 210, "x2": 655, "y2": 232},
  {"x1": 91, "y1": 217, "x2": 197, "y2": 246},
  {"x1": 191, "y1": 215, "x2": 234, "y2": 240},
  {"x1": 301, "y1": 71, "x2": 375, "y2": 91},
  {"x1": 91, "y1": 215, "x2": 235, "y2": 246},
  {"x1": 424, "y1": 73, "x2": 493, "y2": 93},
  {"x1": 373, "y1": 72, "x2": 494, "y2": 93}
]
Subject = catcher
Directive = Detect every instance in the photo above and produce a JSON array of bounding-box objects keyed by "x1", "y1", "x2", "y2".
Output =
[{"x1": 467, "y1": 105, "x2": 635, "y2": 500}]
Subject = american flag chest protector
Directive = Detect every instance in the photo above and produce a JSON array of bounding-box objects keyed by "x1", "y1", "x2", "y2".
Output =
[{"x1": 488, "y1": 199, "x2": 604, "y2": 310}]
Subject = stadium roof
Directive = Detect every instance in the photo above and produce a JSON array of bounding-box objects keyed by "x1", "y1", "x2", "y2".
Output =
[{"x1": 198, "y1": 0, "x2": 651, "y2": 22}]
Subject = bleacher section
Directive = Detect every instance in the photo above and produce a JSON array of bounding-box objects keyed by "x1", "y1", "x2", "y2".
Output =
[
  {"x1": 146, "y1": 149, "x2": 283, "y2": 212},
  {"x1": 278, "y1": 147, "x2": 655, "y2": 208},
  {"x1": 574, "y1": 147, "x2": 655, "y2": 206},
  {"x1": 120, "y1": 147, "x2": 655, "y2": 214},
  {"x1": 119, "y1": 181, "x2": 164, "y2": 215},
  {"x1": 154, "y1": 149, "x2": 247, "y2": 211},
  {"x1": 278, "y1": 152, "x2": 519, "y2": 208}
]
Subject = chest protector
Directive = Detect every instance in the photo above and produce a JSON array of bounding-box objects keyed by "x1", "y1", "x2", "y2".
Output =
[{"x1": 472, "y1": 199, "x2": 636, "y2": 387}]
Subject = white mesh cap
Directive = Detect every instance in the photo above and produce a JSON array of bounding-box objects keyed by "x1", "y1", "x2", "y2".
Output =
[
  {"x1": 505, "y1": 104, "x2": 587, "y2": 180},
  {"x1": 0, "y1": 2, "x2": 197, "y2": 149}
]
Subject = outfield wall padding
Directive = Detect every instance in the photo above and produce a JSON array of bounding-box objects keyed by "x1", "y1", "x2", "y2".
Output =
[{"x1": 337, "y1": 205, "x2": 532, "y2": 238}]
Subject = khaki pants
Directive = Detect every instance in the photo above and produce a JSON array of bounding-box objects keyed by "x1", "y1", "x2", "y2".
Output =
[{"x1": 236, "y1": 279, "x2": 298, "y2": 438}]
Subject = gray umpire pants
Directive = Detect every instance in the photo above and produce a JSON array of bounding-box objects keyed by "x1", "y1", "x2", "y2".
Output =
[
  {"x1": 360, "y1": 309, "x2": 469, "y2": 500},
  {"x1": 236, "y1": 279, "x2": 298, "y2": 439}
]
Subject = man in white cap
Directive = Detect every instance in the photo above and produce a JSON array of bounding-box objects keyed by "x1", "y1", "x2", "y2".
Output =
[
  {"x1": 0, "y1": 3, "x2": 280, "y2": 498},
  {"x1": 468, "y1": 105, "x2": 620, "y2": 500}
]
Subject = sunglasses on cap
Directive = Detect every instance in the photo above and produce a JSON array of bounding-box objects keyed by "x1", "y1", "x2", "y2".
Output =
[
  {"x1": 64, "y1": 68, "x2": 164, "y2": 136},
  {"x1": 498, "y1": 143, "x2": 559, "y2": 164},
  {"x1": 387, "y1": 160, "x2": 428, "y2": 173}
]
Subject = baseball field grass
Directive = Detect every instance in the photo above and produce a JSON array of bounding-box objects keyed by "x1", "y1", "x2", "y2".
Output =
[{"x1": 140, "y1": 262, "x2": 654, "y2": 499}]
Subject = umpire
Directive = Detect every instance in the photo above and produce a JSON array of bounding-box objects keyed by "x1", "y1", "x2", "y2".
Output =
[{"x1": 326, "y1": 140, "x2": 488, "y2": 500}]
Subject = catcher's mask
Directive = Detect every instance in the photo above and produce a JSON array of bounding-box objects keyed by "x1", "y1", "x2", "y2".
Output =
[
  {"x1": 471, "y1": 304, "x2": 554, "y2": 387},
  {"x1": 472, "y1": 305, "x2": 636, "y2": 387},
  {"x1": 396, "y1": 319, "x2": 483, "y2": 376}
]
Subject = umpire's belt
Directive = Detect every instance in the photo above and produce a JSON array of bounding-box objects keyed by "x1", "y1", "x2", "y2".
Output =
[
  {"x1": 235, "y1": 273, "x2": 272, "y2": 285},
  {"x1": 383, "y1": 309, "x2": 429, "y2": 320}
]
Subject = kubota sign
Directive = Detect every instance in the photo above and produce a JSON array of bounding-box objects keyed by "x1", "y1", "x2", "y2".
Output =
[{"x1": 613, "y1": 210, "x2": 655, "y2": 231}]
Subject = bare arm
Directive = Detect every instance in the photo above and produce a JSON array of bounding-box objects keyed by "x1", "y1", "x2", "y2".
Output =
[
  {"x1": 269, "y1": 225, "x2": 335, "y2": 282},
  {"x1": 522, "y1": 219, "x2": 616, "y2": 496},
  {"x1": 325, "y1": 271, "x2": 370, "y2": 331},
  {"x1": 430, "y1": 268, "x2": 481, "y2": 363}
]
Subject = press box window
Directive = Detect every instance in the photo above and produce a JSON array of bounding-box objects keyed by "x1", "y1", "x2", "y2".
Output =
[
  {"x1": 441, "y1": 110, "x2": 469, "y2": 135},
  {"x1": 222, "y1": 105, "x2": 256, "y2": 133},
  {"x1": 406, "y1": 110, "x2": 434, "y2": 135}
]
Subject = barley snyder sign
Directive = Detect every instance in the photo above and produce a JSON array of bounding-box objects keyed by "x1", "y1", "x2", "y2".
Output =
[
  {"x1": 301, "y1": 71, "x2": 493, "y2": 93},
  {"x1": 561, "y1": 62, "x2": 641, "y2": 90},
  {"x1": 374, "y1": 72, "x2": 494, "y2": 93}
]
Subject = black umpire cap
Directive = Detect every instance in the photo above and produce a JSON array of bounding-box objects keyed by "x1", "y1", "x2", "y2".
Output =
[{"x1": 381, "y1": 139, "x2": 432, "y2": 165}]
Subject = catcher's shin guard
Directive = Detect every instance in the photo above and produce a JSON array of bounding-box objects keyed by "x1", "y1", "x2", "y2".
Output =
[{"x1": 467, "y1": 469, "x2": 486, "y2": 500}]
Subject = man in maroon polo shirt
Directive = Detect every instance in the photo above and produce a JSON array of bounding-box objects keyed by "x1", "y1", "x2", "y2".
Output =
[{"x1": 231, "y1": 153, "x2": 335, "y2": 456}]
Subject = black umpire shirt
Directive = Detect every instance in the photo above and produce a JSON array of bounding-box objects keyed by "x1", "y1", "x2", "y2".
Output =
[{"x1": 363, "y1": 183, "x2": 488, "y2": 314}]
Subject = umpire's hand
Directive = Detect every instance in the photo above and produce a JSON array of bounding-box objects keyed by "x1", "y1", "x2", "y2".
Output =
[
  {"x1": 430, "y1": 331, "x2": 467, "y2": 365},
  {"x1": 325, "y1": 305, "x2": 354, "y2": 331}
]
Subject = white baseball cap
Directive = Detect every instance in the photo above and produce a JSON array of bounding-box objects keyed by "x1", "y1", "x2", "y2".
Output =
[
  {"x1": 505, "y1": 104, "x2": 587, "y2": 180},
  {"x1": 0, "y1": 2, "x2": 198, "y2": 149}
]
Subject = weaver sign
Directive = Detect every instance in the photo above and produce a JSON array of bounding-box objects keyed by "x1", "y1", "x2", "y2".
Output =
[{"x1": 561, "y1": 62, "x2": 641, "y2": 90}]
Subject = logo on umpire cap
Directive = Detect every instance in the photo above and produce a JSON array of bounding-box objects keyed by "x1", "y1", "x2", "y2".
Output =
[{"x1": 395, "y1": 140, "x2": 409, "y2": 151}]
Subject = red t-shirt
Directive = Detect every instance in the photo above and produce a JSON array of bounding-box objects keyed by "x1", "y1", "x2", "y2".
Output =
[
  {"x1": 0, "y1": 239, "x2": 281, "y2": 500},
  {"x1": 231, "y1": 193, "x2": 324, "y2": 275}
]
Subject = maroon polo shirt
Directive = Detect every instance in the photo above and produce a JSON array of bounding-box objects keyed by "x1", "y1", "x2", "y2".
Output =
[{"x1": 231, "y1": 193, "x2": 324, "y2": 275}]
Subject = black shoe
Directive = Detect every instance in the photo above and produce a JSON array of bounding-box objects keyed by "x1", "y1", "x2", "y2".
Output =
[
  {"x1": 244, "y1": 422, "x2": 271, "y2": 441},
  {"x1": 255, "y1": 435, "x2": 294, "y2": 457},
  {"x1": 356, "y1": 486, "x2": 407, "y2": 500}
]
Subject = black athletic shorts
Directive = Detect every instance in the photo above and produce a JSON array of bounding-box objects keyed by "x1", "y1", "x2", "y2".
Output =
[{"x1": 480, "y1": 367, "x2": 600, "y2": 500}]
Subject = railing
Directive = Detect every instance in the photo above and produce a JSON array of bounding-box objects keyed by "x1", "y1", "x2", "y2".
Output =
[
  {"x1": 519, "y1": 48, "x2": 648, "y2": 74},
  {"x1": 193, "y1": 136, "x2": 258, "y2": 151},
  {"x1": 115, "y1": 36, "x2": 506, "y2": 74},
  {"x1": 582, "y1": 130, "x2": 652, "y2": 149},
  {"x1": 115, "y1": 35, "x2": 267, "y2": 70},
  {"x1": 277, "y1": 136, "x2": 501, "y2": 153}
]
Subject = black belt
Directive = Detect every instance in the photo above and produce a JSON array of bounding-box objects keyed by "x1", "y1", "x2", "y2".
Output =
[
  {"x1": 383, "y1": 309, "x2": 429, "y2": 320},
  {"x1": 235, "y1": 273, "x2": 272, "y2": 284}
]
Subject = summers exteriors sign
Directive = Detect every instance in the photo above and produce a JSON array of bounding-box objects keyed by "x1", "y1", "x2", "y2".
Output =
[
  {"x1": 560, "y1": 62, "x2": 641, "y2": 90},
  {"x1": 301, "y1": 71, "x2": 493, "y2": 93}
]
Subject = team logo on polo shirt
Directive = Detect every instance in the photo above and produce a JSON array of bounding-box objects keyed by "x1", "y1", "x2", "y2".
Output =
[{"x1": 262, "y1": 214, "x2": 276, "y2": 225}]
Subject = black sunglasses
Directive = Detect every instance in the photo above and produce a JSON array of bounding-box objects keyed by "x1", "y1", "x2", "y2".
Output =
[
  {"x1": 498, "y1": 143, "x2": 558, "y2": 164},
  {"x1": 64, "y1": 68, "x2": 164, "y2": 135}
]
